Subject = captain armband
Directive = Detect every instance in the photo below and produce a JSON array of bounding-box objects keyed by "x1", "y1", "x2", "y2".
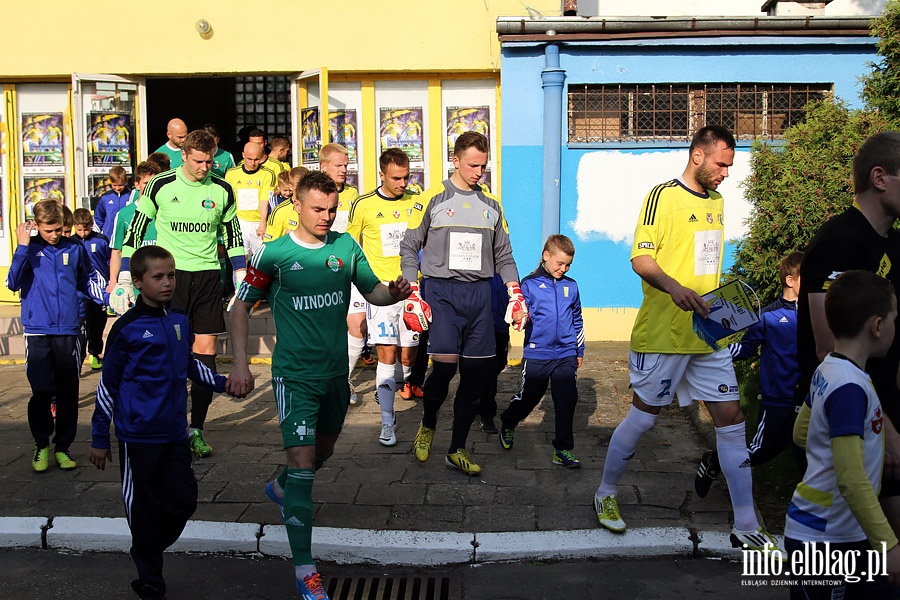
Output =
[{"x1": 244, "y1": 265, "x2": 273, "y2": 291}]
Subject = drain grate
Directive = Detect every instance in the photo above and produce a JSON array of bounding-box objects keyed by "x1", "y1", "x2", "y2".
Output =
[{"x1": 325, "y1": 575, "x2": 459, "y2": 600}]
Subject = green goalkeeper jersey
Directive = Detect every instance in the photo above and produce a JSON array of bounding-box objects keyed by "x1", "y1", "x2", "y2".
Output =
[
  {"x1": 122, "y1": 167, "x2": 243, "y2": 271},
  {"x1": 237, "y1": 230, "x2": 381, "y2": 380}
]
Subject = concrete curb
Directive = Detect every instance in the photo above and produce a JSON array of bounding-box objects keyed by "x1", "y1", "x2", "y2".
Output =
[{"x1": 0, "y1": 516, "x2": 773, "y2": 565}]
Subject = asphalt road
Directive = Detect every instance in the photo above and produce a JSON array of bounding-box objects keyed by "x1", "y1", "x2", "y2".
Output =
[{"x1": 1, "y1": 548, "x2": 780, "y2": 599}]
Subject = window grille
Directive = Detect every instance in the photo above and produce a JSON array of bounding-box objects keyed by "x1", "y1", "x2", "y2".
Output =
[
  {"x1": 234, "y1": 76, "x2": 292, "y2": 139},
  {"x1": 567, "y1": 83, "x2": 832, "y2": 143}
]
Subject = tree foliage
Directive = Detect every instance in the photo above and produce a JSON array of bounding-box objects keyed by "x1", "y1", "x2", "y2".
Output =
[
  {"x1": 730, "y1": 2, "x2": 899, "y2": 303},
  {"x1": 862, "y1": 0, "x2": 900, "y2": 122},
  {"x1": 731, "y1": 103, "x2": 890, "y2": 302}
]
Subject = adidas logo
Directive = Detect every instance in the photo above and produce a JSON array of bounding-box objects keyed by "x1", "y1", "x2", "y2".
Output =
[
  {"x1": 688, "y1": 214, "x2": 698, "y2": 222},
  {"x1": 539, "y1": 283, "x2": 547, "y2": 288},
  {"x1": 290, "y1": 262, "x2": 303, "y2": 271},
  {"x1": 142, "y1": 330, "x2": 154, "y2": 339},
  {"x1": 779, "y1": 316, "x2": 789, "y2": 323},
  {"x1": 375, "y1": 212, "x2": 384, "y2": 218},
  {"x1": 739, "y1": 458, "x2": 752, "y2": 468},
  {"x1": 170, "y1": 196, "x2": 180, "y2": 203},
  {"x1": 285, "y1": 516, "x2": 305, "y2": 527}
]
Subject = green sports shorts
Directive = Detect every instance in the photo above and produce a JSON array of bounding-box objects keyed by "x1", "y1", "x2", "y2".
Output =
[{"x1": 272, "y1": 375, "x2": 350, "y2": 447}]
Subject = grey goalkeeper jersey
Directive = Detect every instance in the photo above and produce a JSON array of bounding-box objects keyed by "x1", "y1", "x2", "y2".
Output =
[{"x1": 400, "y1": 179, "x2": 519, "y2": 284}]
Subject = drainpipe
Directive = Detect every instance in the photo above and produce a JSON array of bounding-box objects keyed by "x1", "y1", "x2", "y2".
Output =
[{"x1": 541, "y1": 43, "x2": 566, "y2": 241}]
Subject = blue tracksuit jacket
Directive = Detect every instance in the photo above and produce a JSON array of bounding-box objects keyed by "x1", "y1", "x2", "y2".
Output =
[
  {"x1": 91, "y1": 297, "x2": 226, "y2": 448},
  {"x1": 728, "y1": 295, "x2": 798, "y2": 408},
  {"x1": 521, "y1": 266, "x2": 585, "y2": 361}
]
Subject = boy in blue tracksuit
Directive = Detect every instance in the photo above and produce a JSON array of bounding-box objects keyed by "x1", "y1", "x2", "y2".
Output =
[
  {"x1": 498, "y1": 235, "x2": 585, "y2": 467},
  {"x1": 93, "y1": 165, "x2": 130, "y2": 241},
  {"x1": 89, "y1": 245, "x2": 228, "y2": 600},
  {"x1": 694, "y1": 251, "x2": 805, "y2": 498},
  {"x1": 74, "y1": 208, "x2": 111, "y2": 370},
  {"x1": 7, "y1": 200, "x2": 106, "y2": 472}
]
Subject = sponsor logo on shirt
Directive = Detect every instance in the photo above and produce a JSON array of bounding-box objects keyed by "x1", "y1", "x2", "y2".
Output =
[
  {"x1": 462, "y1": 202, "x2": 471, "y2": 209},
  {"x1": 637, "y1": 242, "x2": 654, "y2": 249},
  {"x1": 171, "y1": 222, "x2": 213, "y2": 233},
  {"x1": 142, "y1": 330, "x2": 154, "y2": 339},
  {"x1": 413, "y1": 202, "x2": 423, "y2": 211},
  {"x1": 689, "y1": 215, "x2": 698, "y2": 223},
  {"x1": 376, "y1": 212, "x2": 384, "y2": 219},
  {"x1": 779, "y1": 316, "x2": 789, "y2": 323},
  {"x1": 292, "y1": 292, "x2": 345, "y2": 310},
  {"x1": 290, "y1": 262, "x2": 303, "y2": 271},
  {"x1": 170, "y1": 196, "x2": 180, "y2": 204}
]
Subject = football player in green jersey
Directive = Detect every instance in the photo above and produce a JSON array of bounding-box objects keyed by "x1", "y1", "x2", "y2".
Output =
[{"x1": 227, "y1": 171, "x2": 410, "y2": 600}]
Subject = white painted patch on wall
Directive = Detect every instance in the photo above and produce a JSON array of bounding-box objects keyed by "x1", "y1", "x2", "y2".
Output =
[{"x1": 572, "y1": 150, "x2": 753, "y2": 244}]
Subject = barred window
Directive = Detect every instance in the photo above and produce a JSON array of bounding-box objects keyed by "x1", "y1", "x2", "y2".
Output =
[
  {"x1": 234, "y1": 76, "x2": 292, "y2": 140},
  {"x1": 568, "y1": 83, "x2": 833, "y2": 143}
]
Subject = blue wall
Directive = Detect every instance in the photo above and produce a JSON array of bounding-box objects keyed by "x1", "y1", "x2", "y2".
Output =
[{"x1": 500, "y1": 35, "x2": 876, "y2": 309}]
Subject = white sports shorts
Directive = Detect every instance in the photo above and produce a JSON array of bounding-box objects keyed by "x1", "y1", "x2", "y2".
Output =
[
  {"x1": 366, "y1": 299, "x2": 419, "y2": 347},
  {"x1": 629, "y1": 349, "x2": 740, "y2": 407}
]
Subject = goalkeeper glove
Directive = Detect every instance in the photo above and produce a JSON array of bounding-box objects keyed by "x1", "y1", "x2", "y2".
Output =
[
  {"x1": 403, "y1": 283, "x2": 432, "y2": 332},
  {"x1": 504, "y1": 284, "x2": 529, "y2": 331},
  {"x1": 108, "y1": 271, "x2": 135, "y2": 316}
]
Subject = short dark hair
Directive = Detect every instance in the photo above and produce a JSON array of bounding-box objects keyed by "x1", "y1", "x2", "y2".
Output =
[
  {"x1": 825, "y1": 270, "x2": 895, "y2": 339},
  {"x1": 248, "y1": 128, "x2": 267, "y2": 141},
  {"x1": 62, "y1": 206, "x2": 74, "y2": 230},
  {"x1": 853, "y1": 131, "x2": 900, "y2": 194},
  {"x1": 453, "y1": 131, "x2": 489, "y2": 157},
  {"x1": 779, "y1": 251, "x2": 803, "y2": 288},
  {"x1": 135, "y1": 160, "x2": 161, "y2": 181},
  {"x1": 181, "y1": 130, "x2": 216, "y2": 156},
  {"x1": 33, "y1": 200, "x2": 63, "y2": 225},
  {"x1": 379, "y1": 148, "x2": 410, "y2": 173},
  {"x1": 270, "y1": 135, "x2": 290, "y2": 150},
  {"x1": 132, "y1": 245, "x2": 175, "y2": 282},
  {"x1": 202, "y1": 123, "x2": 220, "y2": 138},
  {"x1": 108, "y1": 165, "x2": 127, "y2": 184},
  {"x1": 297, "y1": 170, "x2": 338, "y2": 201},
  {"x1": 689, "y1": 125, "x2": 736, "y2": 154},
  {"x1": 73, "y1": 208, "x2": 93, "y2": 227},
  {"x1": 146, "y1": 152, "x2": 171, "y2": 172}
]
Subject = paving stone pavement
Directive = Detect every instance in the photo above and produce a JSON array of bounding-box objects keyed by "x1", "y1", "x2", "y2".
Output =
[{"x1": 0, "y1": 342, "x2": 737, "y2": 535}]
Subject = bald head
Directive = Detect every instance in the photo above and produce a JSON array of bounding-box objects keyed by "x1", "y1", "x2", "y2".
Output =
[
  {"x1": 242, "y1": 141, "x2": 264, "y2": 171},
  {"x1": 166, "y1": 119, "x2": 188, "y2": 148}
]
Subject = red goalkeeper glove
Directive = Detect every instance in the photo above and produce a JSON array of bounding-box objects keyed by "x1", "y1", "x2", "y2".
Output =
[
  {"x1": 504, "y1": 284, "x2": 529, "y2": 331},
  {"x1": 403, "y1": 283, "x2": 432, "y2": 332}
]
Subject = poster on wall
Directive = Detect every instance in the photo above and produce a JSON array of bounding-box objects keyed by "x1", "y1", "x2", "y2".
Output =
[
  {"x1": 301, "y1": 107, "x2": 320, "y2": 164},
  {"x1": 87, "y1": 112, "x2": 132, "y2": 167},
  {"x1": 21, "y1": 112, "x2": 64, "y2": 172},
  {"x1": 379, "y1": 107, "x2": 423, "y2": 164},
  {"x1": 446, "y1": 106, "x2": 490, "y2": 158},
  {"x1": 407, "y1": 169, "x2": 425, "y2": 195},
  {"x1": 328, "y1": 109, "x2": 358, "y2": 164},
  {"x1": 447, "y1": 168, "x2": 491, "y2": 192},
  {"x1": 22, "y1": 175, "x2": 65, "y2": 219},
  {"x1": 89, "y1": 174, "x2": 113, "y2": 198},
  {"x1": 345, "y1": 170, "x2": 359, "y2": 191}
]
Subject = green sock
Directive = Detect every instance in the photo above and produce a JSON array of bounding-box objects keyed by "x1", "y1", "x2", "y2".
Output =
[
  {"x1": 284, "y1": 468, "x2": 315, "y2": 566},
  {"x1": 277, "y1": 467, "x2": 288, "y2": 489}
]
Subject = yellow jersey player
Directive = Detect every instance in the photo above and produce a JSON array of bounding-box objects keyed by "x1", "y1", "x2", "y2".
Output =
[
  {"x1": 225, "y1": 142, "x2": 277, "y2": 258},
  {"x1": 347, "y1": 149, "x2": 420, "y2": 446}
]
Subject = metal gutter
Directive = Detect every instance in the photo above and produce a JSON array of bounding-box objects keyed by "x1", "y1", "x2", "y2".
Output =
[{"x1": 496, "y1": 15, "x2": 872, "y2": 40}]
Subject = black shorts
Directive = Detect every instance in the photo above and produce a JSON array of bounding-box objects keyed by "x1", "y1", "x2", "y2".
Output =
[
  {"x1": 422, "y1": 277, "x2": 494, "y2": 358},
  {"x1": 171, "y1": 269, "x2": 225, "y2": 336}
]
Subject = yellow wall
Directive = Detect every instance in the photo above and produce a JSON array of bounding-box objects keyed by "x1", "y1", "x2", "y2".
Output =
[{"x1": 0, "y1": 1, "x2": 561, "y2": 77}]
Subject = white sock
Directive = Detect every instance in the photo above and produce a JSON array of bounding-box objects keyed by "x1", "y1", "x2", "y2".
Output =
[
  {"x1": 597, "y1": 405, "x2": 657, "y2": 498},
  {"x1": 376, "y1": 362, "x2": 396, "y2": 425},
  {"x1": 295, "y1": 564, "x2": 317, "y2": 581},
  {"x1": 348, "y1": 333, "x2": 365, "y2": 374},
  {"x1": 395, "y1": 361, "x2": 411, "y2": 384},
  {"x1": 716, "y1": 422, "x2": 758, "y2": 531}
]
